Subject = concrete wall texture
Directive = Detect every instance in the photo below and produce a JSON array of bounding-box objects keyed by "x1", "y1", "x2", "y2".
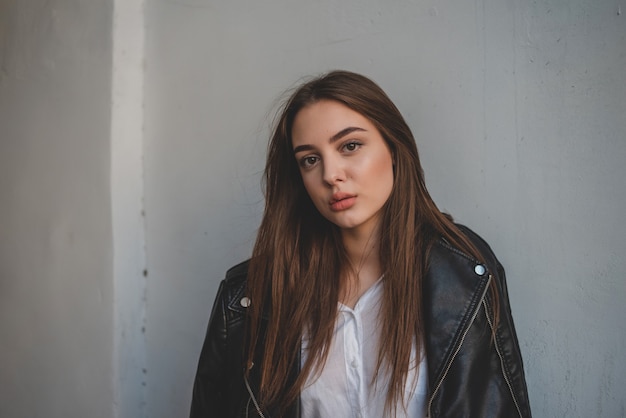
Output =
[
  {"x1": 0, "y1": 0, "x2": 115, "y2": 417},
  {"x1": 0, "y1": 0, "x2": 624, "y2": 417}
]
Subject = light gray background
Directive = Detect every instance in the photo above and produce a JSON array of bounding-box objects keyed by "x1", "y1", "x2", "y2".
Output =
[{"x1": 1, "y1": 0, "x2": 625, "y2": 417}]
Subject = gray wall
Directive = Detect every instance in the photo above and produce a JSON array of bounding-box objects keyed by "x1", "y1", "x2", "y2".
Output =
[
  {"x1": 145, "y1": 1, "x2": 625, "y2": 417},
  {"x1": 0, "y1": 0, "x2": 624, "y2": 417},
  {"x1": 0, "y1": 0, "x2": 114, "y2": 417}
]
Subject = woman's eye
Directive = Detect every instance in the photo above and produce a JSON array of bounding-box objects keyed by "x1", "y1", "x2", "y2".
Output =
[
  {"x1": 300, "y1": 156, "x2": 318, "y2": 168},
  {"x1": 343, "y1": 141, "x2": 361, "y2": 152}
]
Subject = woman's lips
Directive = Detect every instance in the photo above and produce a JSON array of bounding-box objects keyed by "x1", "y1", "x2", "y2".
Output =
[{"x1": 330, "y1": 193, "x2": 356, "y2": 211}]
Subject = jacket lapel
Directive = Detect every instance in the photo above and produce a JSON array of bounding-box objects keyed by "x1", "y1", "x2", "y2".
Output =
[{"x1": 422, "y1": 240, "x2": 491, "y2": 393}]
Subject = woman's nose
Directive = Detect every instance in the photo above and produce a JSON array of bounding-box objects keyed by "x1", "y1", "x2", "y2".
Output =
[{"x1": 322, "y1": 157, "x2": 346, "y2": 185}]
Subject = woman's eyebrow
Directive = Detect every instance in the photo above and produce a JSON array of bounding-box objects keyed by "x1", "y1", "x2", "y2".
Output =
[
  {"x1": 329, "y1": 126, "x2": 366, "y2": 143},
  {"x1": 293, "y1": 126, "x2": 367, "y2": 154}
]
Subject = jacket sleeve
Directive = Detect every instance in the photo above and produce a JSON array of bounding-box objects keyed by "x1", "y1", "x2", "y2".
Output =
[
  {"x1": 190, "y1": 280, "x2": 228, "y2": 418},
  {"x1": 489, "y1": 259, "x2": 533, "y2": 417},
  {"x1": 471, "y1": 230, "x2": 532, "y2": 418}
]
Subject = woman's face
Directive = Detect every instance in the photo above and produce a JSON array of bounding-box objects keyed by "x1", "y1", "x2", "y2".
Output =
[{"x1": 291, "y1": 100, "x2": 394, "y2": 238}]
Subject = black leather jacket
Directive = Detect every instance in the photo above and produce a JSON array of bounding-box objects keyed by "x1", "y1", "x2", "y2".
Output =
[{"x1": 191, "y1": 226, "x2": 532, "y2": 417}]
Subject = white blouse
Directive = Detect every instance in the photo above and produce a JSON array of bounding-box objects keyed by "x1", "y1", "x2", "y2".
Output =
[{"x1": 300, "y1": 279, "x2": 428, "y2": 418}]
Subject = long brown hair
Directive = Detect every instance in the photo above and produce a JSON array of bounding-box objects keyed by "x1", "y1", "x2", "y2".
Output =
[{"x1": 246, "y1": 70, "x2": 497, "y2": 414}]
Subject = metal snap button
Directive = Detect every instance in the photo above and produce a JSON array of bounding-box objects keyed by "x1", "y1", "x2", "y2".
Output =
[
  {"x1": 474, "y1": 264, "x2": 486, "y2": 276},
  {"x1": 240, "y1": 297, "x2": 251, "y2": 308}
]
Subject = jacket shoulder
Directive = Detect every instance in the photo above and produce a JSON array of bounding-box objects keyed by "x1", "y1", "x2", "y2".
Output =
[
  {"x1": 224, "y1": 259, "x2": 250, "y2": 284},
  {"x1": 456, "y1": 223, "x2": 497, "y2": 256},
  {"x1": 434, "y1": 223, "x2": 500, "y2": 271},
  {"x1": 219, "y1": 259, "x2": 250, "y2": 316}
]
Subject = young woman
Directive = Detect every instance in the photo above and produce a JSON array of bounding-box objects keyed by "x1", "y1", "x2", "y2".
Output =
[{"x1": 190, "y1": 71, "x2": 532, "y2": 418}]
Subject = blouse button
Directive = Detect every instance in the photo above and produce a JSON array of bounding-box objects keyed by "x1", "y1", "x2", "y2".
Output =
[
  {"x1": 240, "y1": 297, "x2": 251, "y2": 308},
  {"x1": 474, "y1": 264, "x2": 486, "y2": 276}
]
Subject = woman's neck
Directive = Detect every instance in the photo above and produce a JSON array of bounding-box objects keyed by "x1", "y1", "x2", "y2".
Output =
[{"x1": 340, "y1": 225, "x2": 383, "y2": 308}]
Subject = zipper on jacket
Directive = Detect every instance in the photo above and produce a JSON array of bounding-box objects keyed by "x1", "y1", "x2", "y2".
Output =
[
  {"x1": 244, "y1": 374, "x2": 267, "y2": 418},
  {"x1": 483, "y1": 299, "x2": 524, "y2": 418},
  {"x1": 426, "y1": 274, "x2": 492, "y2": 418}
]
